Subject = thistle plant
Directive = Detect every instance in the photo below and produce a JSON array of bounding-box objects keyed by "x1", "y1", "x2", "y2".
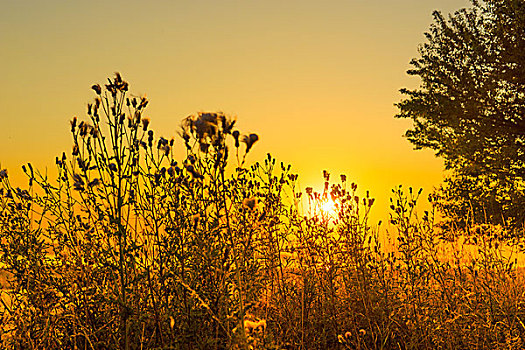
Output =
[{"x1": 1, "y1": 75, "x2": 525, "y2": 350}]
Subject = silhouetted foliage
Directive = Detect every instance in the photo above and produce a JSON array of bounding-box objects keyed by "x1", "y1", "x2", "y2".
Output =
[
  {"x1": 396, "y1": 0, "x2": 525, "y2": 234},
  {"x1": 2, "y1": 74, "x2": 525, "y2": 349}
]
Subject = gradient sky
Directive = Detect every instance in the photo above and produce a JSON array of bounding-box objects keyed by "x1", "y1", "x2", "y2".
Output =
[{"x1": 0, "y1": 0, "x2": 471, "y2": 223}]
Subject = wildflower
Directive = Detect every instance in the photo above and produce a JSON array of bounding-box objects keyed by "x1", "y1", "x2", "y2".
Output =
[
  {"x1": 242, "y1": 133, "x2": 259, "y2": 153},
  {"x1": 359, "y1": 329, "x2": 366, "y2": 336},
  {"x1": 91, "y1": 84, "x2": 102, "y2": 95},
  {"x1": 109, "y1": 163, "x2": 117, "y2": 172},
  {"x1": 180, "y1": 129, "x2": 191, "y2": 145},
  {"x1": 79, "y1": 122, "x2": 91, "y2": 137},
  {"x1": 200, "y1": 112, "x2": 219, "y2": 124},
  {"x1": 243, "y1": 197, "x2": 258, "y2": 210},
  {"x1": 90, "y1": 127, "x2": 99, "y2": 138},
  {"x1": 232, "y1": 130, "x2": 240, "y2": 147},
  {"x1": 134, "y1": 110, "x2": 141, "y2": 124},
  {"x1": 306, "y1": 187, "x2": 313, "y2": 195},
  {"x1": 192, "y1": 114, "x2": 217, "y2": 140},
  {"x1": 138, "y1": 96, "x2": 148, "y2": 110},
  {"x1": 114, "y1": 73, "x2": 128, "y2": 91},
  {"x1": 148, "y1": 130, "x2": 154, "y2": 147},
  {"x1": 224, "y1": 117, "x2": 236, "y2": 134},
  {"x1": 114, "y1": 72, "x2": 122, "y2": 83},
  {"x1": 105, "y1": 82, "x2": 117, "y2": 97},
  {"x1": 0, "y1": 169, "x2": 8, "y2": 180},
  {"x1": 340, "y1": 174, "x2": 347, "y2": 182},
  {"x1": 70, "y1": 117, "x2": 77, "y2": 132},
  {"x1": 141, "y1": 117, "x2": 150, "y2": 131}
]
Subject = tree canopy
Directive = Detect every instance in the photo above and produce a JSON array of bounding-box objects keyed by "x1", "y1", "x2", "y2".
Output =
[{"x1": 396, "y1": 0, "x2": 525, "y2": 233}]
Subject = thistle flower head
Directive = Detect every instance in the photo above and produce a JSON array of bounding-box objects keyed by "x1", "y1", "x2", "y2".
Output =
[
  {"x1": 232, "y1": 130, "x2": 240, "y2": 147},
  {"x1": 70, "y1": 117, "x2": 77, "y2": 132},
  {"x1": 138, "y1": 96, "x2": 148, "y2": 110},
  {"x1": 91, "y1": 84, "x2": 102, "y2": 95},
  {"x1": 194, "y1": 115, "x2": 217, "y2": 139},
  {"x1": 113, "y1": 72, "x2": 128, "y2": 91},
  {"x1": 242, "y1": 133, "x2": 259, "y2": 153},
  {"x1": 141, "y1": 117, "x2": 150, "y2": 131}
]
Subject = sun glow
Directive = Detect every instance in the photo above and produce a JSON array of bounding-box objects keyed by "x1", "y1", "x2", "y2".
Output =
[{"x1": 320, "y1": 199, "x2": 337, "y2": 217}]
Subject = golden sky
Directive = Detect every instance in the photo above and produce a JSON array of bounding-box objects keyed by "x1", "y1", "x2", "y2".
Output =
[{"x1": 0, "y1": 0, "x2": 471, "y2": 223}]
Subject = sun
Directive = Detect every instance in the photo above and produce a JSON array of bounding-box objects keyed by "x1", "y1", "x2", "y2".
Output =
[{"x1": 320, "y1": 199, "x2": 337, "y2": 217}]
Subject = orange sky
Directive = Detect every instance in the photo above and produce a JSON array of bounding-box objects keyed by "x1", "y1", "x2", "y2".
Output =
[{"x1": 0, "y1": 0, "x2": 471, "y2": 224}]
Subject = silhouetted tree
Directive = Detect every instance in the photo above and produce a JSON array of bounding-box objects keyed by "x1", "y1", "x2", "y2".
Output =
[{"x1": 396, "y1": 0, "x2": 525, "y2": 234}]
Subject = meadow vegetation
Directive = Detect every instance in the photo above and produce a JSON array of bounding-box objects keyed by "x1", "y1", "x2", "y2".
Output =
[{"x1": 1, "y1": 75, "x2": 525, "y2": 349}]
